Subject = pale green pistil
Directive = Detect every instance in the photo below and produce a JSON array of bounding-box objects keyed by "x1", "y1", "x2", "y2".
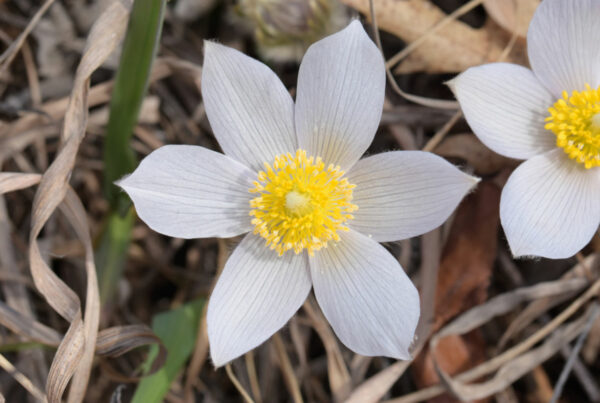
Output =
[{"x1": 285, "y1": 190, "x2": 312, "y2": 217}]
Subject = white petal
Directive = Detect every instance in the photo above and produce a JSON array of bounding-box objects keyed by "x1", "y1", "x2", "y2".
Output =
[
  {"x1": 202, "y1": 42, "x2": 297, "y2": 172},
  {"x1": 207, "y1": 233, "x2": 311, "y2": 366},
  {"x1": 527, "y1": 0, "x2": 600, "y2": 97},
  {"x1": 346, "y1": 151, "x2": 478, "y2": 242},
  {"x1": 310, "y1": 230, "x2": 420, "y2": 359},
  {"x1": 450, "y1": 63, "x2": 556, "y2": 160},
  {"x1": 118, "y1": 145, "x2": 255, "y2": 238},
  {"x1": 295, "y1": 21, "x2": 385, "y2": 170},
  {"x1": 500, "y1": 149, "x2": 600, "y2": 259}
]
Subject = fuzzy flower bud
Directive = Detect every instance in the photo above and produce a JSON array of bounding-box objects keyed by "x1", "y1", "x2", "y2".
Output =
[{"x1": 237, "y1": 0, "x2": 350, "y2": 62}]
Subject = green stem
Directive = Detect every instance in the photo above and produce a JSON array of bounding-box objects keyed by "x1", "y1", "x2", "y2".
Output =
[{"x1": 97, "y1": 0, "x2": 166, "y2": 304}]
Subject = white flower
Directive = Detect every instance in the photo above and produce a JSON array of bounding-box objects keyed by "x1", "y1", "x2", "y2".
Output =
[
  {"x1": 118, "y1": 21, "x2": 478, "y2": 366},
  {"x1": 451, "y1": 0, "x2": 600, "y2": 259}
]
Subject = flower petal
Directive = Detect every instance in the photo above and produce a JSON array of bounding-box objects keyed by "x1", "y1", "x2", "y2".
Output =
[
  {"x1": 310, "y1": 229, "x2": 420, "y2": 359},
  {"x1": 527, "y1": 0, "x2": 600, "y2": 97},
  {"x1": 500, "y1": 149, "x2": 600, "y2": 259},
  {"x1": 207, "y1": 233, "x2": 311, "y2": 366},
  {"x1": 118, "y1": 145, "x2": 255, "y2": 238},
  {"x1": 202, "y1": 42, "x2": 297, "y2": 172},
  {"x1": 346, "y1": 151, "x2": 478, "y2": 242},
  {"x1": 450, "y1": 63, "x2": 556, "y2": 160},
  {"x1": 295, "y1": 20, "x2": 385, "y2": 170}
]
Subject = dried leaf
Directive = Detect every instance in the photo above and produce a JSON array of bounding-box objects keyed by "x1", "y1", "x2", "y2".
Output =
[
  {"x1": 0, "y1": 173, "x2": 43, "y2": 193},
  {"x1": 412, "y1": 182, "x2": 499, "y2": 402},
  {"x1": 25, "y1": 3, "x2": 129, "y2": 402},
  {"x1": 0, "y1": 301, "x2": 62, "y2": 346},
  {"x1": 433, "y1": 182, "x2": 499, "y2": 329},
  {"x1": 414, "y1": 333, "x2": 488, "y2": 403},
  {"x1": 483, "y1": 0, "x2": 540, "y2": 38},
  {"x1": 96, "y1": 325, "x2": 167, "y2": 379},
  {"x1": 340, "y1": 0, "x2": 526, "y2": 73}
]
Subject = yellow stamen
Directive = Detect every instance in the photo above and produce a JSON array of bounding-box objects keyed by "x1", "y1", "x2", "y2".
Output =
[
  {"x1": 545, "y1": 84, "x2": 600, "y2": 169},
  {"x1": 249, "y1": 149, "x2": 357, "y2": 256}
]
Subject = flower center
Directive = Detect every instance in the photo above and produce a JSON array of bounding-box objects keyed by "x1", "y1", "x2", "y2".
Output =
[
  {"x1": 285, "y1": 190, "x2": 312, "y2": 216},
  {"x1": 545, "y1": 84, "x2": 600, "y2": 169},
  {"x1": 249, "y1": 149, "x2": 357, "y2": 256}
]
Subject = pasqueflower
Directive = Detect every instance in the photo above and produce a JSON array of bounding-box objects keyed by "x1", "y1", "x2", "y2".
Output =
[
  {"x1": 451, "y1": 0, "x2": 600, "y2": 259},
  {"x1": 119, "y1": 21, "x2": 477, "y2": 366}
]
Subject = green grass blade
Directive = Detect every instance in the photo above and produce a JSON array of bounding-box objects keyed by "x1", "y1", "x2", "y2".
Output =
[
  {"x1": 95, "y1": 208, "x2": 135, "y2": 303},
  {"x1": 132, "y1": 299, "x2": 205, "y2": 403},
  {"x1": 103, "y1": 0, "x2": 166, "y2": 207},
  {"x1": 97, "y1": 0, "x2": 166, "y2": 304}
]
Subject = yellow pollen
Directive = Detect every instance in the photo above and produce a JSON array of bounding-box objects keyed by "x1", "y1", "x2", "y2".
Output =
[
  {"x1": 249, "y1": 149, "x2": 357, "y2": 256},
  {"x1": 545, "y1": 84, "x2": 600, "y2": 169}
]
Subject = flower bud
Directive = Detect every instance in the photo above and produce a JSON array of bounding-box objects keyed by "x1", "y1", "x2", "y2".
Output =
[{"x1": 237, "y1": 0, "x2": 350, "y2": 62}]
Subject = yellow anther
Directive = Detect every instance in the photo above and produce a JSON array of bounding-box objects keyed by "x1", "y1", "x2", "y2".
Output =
[
  {"x1": 249, "y1": 149, "x2": 357, "y2": 256},
  {"x1": 545, "y1": 84, "x2": 600, "y2": 169}
]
